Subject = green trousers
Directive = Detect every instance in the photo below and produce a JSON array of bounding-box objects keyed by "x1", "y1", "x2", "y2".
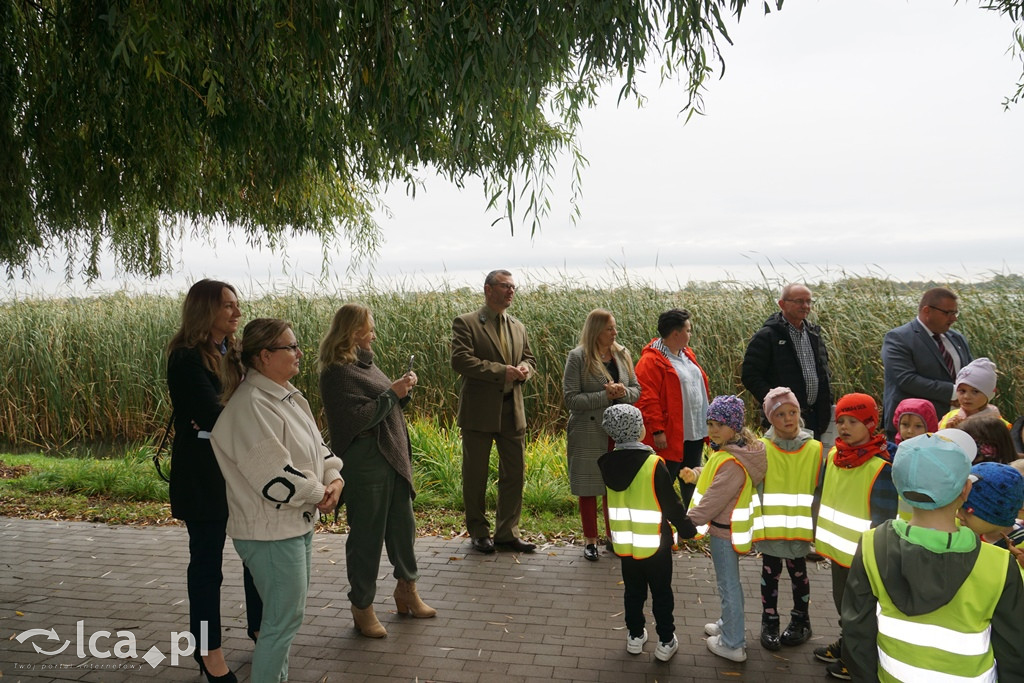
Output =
[
  {"x1": 233, "y1": 531, "x2": 312, "y2": 683},
  {"x1": 343, "y1": 436, "x2": 419, "y2": 608}
]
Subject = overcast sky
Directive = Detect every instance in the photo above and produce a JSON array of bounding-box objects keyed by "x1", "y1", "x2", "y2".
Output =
[{"x1": 8, "y1": 0, "x2": 1024, "y2": 298}]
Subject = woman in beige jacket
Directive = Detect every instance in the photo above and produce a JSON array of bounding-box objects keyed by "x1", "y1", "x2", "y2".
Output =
[{"x1": 212, "y1": 318, "x2": 343, "y2": 683}]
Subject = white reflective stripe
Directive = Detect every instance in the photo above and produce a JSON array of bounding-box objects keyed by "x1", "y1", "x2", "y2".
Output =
[
  {"x1": 630, "y1": 533, "x2": 662, "y2": 549},
  {"x1": 761, "y1": 514, "x2": 814, "y2": 530},
  {"x1": 762, "y1": 492, "x2": 815, "y2": 507},
  {"x1": 609, "y1": 530, "x2": 660, "y2": 549},
  {"x1": 877, "y1": 606, "x2": 991, "y2": 656},
  {"x1": 690, "y1": 491, "x2": 704, "y2": 507},
  {"x1": 818, "y1": 504, "x2": 872, "y2": 533},
  {"x1": 732, "y1": 495, "x2": 761, "y2": 523},
  {"x1": 608, "y1": 506, "x2": 631, "y2": 520},
  {"x1": 732, "y1": 529, "x2": 752, "y2": 545},
  {"x1": 878, "y1": 649, "x2": 997, "y2": 683},
  {"x1": 814, "y1": 526, "x2": 860, "y2": 556},
  {"x1": 629, "y1": 509, "x2": 663, "y2": 524},
  {"x1": 608, "y1": 507, "x2": 661, "y2": 523},
  {"x1": 695, "y1": 523, "x2": 709, "y2": 535},
  {"x1": 611, "y1": 529, "x2": 632, "y2": 544}
]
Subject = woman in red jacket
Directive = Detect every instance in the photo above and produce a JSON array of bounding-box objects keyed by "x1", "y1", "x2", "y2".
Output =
[{"x1": 634, "y1": 308, "x2": 710, "y2": 507}]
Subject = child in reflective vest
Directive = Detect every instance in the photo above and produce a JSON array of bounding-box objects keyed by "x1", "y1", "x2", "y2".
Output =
[
  {"x1": 756, "y1": 387, "x2": 825, "y2": 651},
  {"x1": 842, "y1": 431, "x2": 1024, "y2": 681},
  {"x1": 938, "y1": 357, "x2": 1011, "y2": 429},
  {"x1": 597, "y1": 404, "x2": 696, "y2": 663},
  {"x1": 680, "y1": 395, "x2": 766, "y2": 663},
  {"x1": 956, "y1": 460, "x2": 1024, "y2": 552},
  {"x1": 812, "y1": 393, "x2": 898, "y2": 680}
]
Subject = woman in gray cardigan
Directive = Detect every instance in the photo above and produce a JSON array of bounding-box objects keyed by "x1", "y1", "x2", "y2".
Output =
[
  {"x1": 563, "y1": 309, "x2": 641, "y2": 561},
  {"x1": 318, "y1": 303, "x2": 435, "y2": 639}
]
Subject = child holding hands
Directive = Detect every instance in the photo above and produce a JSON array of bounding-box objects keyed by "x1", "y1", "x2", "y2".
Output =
[
  {"x1": 598, "y1": 404, "x2": 697, "y2": 662},
  {"x1": 681, "y1": 395, "x2": 766, "y2": 663}
]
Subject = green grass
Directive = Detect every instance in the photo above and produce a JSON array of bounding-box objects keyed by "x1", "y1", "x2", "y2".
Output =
[
  {"x1": 5, "y1": 276, "x2": 1024, "y2": 450},
  {"x1": 0, "y1": 419, "x2": 584, "y2": 540}
]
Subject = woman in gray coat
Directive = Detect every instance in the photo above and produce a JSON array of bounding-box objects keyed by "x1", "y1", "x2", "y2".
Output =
[{"x1": 563, "y1": 309, "x2": 641, "y2": 560}]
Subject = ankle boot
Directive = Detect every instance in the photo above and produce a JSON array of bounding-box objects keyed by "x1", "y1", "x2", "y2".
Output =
[
  {"x1": 760, "y1": 616, "x2": 781, "y2": 651},
  {"x1": 351, "y1": 605, "x2": 387, "y2": 638},
  {"x1": 780, "y1": 610, "x2": 812, "y2": 646},
  {"x1": 393, "y1": 578, "x2": 437, "y2": 618}
]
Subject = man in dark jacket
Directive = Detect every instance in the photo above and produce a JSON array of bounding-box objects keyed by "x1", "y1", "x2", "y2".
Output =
[{"x1": 742, "y1": 283, "x2": 832, "y2": 439}]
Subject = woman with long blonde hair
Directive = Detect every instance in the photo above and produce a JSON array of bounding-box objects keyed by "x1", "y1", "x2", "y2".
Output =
[
  {"x1": 563, "y1": 309, "x2": 641, "y2": 560},
  {"x1": 319, "y1": 303, "x2": 435, "y2": 638}
]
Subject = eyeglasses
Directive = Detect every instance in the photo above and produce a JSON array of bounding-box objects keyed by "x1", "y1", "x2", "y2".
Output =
[
  {"x1": 490, "y1": 282, "x2": 516, "y2": 291},
  {"x1": 267, "y1": 344, "x2": 301, "y2": 353},
  {"x1": 928, "y1": 304, "x2": 960, "y2": 317},
  {"x1": 783, "y1": 298, "x2": 814, "y2": 306}
]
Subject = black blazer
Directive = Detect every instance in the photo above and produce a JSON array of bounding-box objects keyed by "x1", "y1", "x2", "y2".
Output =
[{"x1": 167, "y1": 346, "x2": 229, "y2": 521}]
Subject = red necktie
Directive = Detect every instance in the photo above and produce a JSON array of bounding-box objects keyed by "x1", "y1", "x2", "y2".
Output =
[{"x1": 933, "y1": 333, "x2": 955, "y2": 378}]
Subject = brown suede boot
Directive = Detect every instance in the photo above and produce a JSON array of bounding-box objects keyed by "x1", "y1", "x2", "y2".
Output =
[
  {"x1": 393, "y1": 578, "x2": 437, "y2": 618},
  {"x1": 351, "y1": 605, "x2": 387, "y2": 638}
]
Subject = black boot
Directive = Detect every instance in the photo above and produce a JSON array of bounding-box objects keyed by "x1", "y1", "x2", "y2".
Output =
[
  {"x1": 781, "y1": 610, "x2": 812, "y2": 647},
  {"x1": 760, "y1": 616, "x2": 781, "y2": 651}
]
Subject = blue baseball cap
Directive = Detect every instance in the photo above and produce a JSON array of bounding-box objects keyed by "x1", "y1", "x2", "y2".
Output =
[{"x1": 893, "y1": 432, "x2": 972, "y2": 509}]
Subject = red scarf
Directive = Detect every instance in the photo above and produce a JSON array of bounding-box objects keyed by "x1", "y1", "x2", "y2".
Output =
[{"x1": 833, "y1": 433, "x2": 888, "y2": 469}]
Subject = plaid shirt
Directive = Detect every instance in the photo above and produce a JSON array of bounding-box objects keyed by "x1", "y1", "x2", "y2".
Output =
[{"x1": 785, "y1": 319, "x2": 819, "y2": 406}]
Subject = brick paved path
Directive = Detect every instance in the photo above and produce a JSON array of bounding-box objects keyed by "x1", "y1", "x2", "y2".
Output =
[{"x1": 0, "y1": 518, "x2": 838, "y2": 682}]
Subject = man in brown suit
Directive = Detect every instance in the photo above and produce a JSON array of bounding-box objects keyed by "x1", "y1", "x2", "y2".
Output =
[{"x1": 451, "y1": 269, "x2": 538, "y2": 553}]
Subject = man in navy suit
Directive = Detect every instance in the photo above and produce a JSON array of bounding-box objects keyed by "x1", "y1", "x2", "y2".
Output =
[{"x1": 881, "y1": 287, "x2": 972, "y2": 439}]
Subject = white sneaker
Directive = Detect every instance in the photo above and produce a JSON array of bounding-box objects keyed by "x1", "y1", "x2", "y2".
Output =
[
  {"x1": 655, "y1": 634, "x2": 679, "y2": 662},
  {"x1": 704, "y1": 622, "x2": 721, "y2": 637},
  {"x1": 626, "y1": 628, "x2": 648, "y2": 654},
  {"x1": 706, "y1": 634, "x2": 747, "y2": 662}
]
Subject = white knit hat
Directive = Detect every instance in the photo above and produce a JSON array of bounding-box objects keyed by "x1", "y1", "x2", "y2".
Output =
[{"x1": 955, "y1": 357, "x2": 998, "y2": 399}]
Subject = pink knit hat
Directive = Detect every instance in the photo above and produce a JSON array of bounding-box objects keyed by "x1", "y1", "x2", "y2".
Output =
[
  {"x1": 892, "y1": 398, "x2": 939, "y2": 444},
  {"x1": 763, "y1": 387, "x2": 800, "y2": 420}
]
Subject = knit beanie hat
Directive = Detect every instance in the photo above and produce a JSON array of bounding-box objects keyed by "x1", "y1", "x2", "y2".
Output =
[
  {"x1": 963, "y1": 461, "x2": 1024, "y2": 527},
  {"x1": 763, "y1": 387, "x2": 800, "y2": 420},
  {"x1": 602, "y1": 404, "x2": 645, "y2": 445},
  {"x1": 956, "y1": 357, "x2": 998, "y2": 399},
  {"x1": 707, "y1": 395, "x2": 745, "y2": 433},
  {"x1": 835, "y1": 393, "x2": 878, "y2": 432}
]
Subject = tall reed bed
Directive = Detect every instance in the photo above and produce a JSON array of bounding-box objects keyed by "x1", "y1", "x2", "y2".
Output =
[{"x1": 2, "y1": 277, "x2": 1022, "y2": 449}]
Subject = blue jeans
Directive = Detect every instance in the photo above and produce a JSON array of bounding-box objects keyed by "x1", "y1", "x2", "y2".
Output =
[
  {"x1": 710, "y1": 535, "x2": 745, "y2": 649},
  {"x1": 234, "y1": 532, "x2": 313, "y2": 683}
]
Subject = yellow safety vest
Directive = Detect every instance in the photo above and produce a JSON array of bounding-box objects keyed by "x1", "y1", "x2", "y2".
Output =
[
  {"x1": 938, "y1": 409, "x2": 1012, "y2": 430},
  {"x1": 862, "y1": 526, "x2": 1005, "y2": 682},
  {"x1": 689, "y1": 450, "x2": 762, "y2": 553},
  {"x1": 607, "y1": 453, "x2": 663, "y2": 559},
  {"x1": 815, "y1": 450, "x2": 889, "y2": 568},
  {"x1": 759, "y1": 438, "x2": 822, "y2": 542}
]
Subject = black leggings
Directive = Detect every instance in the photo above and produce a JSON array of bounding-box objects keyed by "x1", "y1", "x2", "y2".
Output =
[
  {"x1": 185, "y1": 520, "x2": 263, "y2": 648},
  {"x1": 760, "y1": 554, "x2": 810, "y2": 619}
]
